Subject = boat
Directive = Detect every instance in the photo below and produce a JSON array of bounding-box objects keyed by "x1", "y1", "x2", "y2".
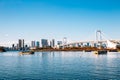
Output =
[
  {"x1": 94, "y1": 50, "x2": 107, "y2": 55},
  {"x1": 19, "y1": 51, "x2": 34, "y2": 55}
]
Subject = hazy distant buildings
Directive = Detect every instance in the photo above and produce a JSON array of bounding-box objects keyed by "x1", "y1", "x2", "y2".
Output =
[
  {"x1": 41, "y1": 39, "x2": 48, "y2": 48},
  {"x1": 10, "y1": 39, "x2": 30, "y2": 51},
  {"x1": 31, "y1": 41, "x2": 40, "y2": 48}
]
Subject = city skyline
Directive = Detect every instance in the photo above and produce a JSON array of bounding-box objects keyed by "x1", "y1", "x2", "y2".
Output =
[{"x1": 0, "y1": 0, "x2": 120, "y2": 46}]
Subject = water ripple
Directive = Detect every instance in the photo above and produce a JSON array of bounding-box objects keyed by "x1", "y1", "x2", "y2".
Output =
[{"x1": 0, "y1": 51, "x2": 120, "y2": 79}]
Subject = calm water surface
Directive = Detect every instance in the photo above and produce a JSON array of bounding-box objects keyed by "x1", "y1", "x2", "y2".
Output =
[{"x1": 0, "y1": 51, "x2": 120, "y2": 80}]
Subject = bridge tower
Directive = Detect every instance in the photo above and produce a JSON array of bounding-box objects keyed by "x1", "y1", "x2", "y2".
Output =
[
  {"x1": 95, "y1": 30, "x2": 118, "y2": 49},
  {"x1": 63, "y1": 37, "x2": 67, "y2": 45},
  {"x1": 96, "y1": 30, "x2": 102, "y2": 42},
  {"x1": 95, "y1": 30, "x2": 103, "y2": 48},
  {"x1": 62, "y1": 37, "x2": 67, "y2": 49}
]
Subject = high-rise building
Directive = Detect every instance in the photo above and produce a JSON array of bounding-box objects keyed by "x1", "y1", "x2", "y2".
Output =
[
  {"x1": 87, "y1": 43, "x2": 90, "y2": 47},
  {"x1": 31, "y1": 41, "x2": 35, "y2": 48},
  {"x1": 50, "y1": 39, "x2": 55, "y2": 48},
  {"x1": 22, "y1": 39, "x2": 24, "y2": 48},
  {"x1": 18, "y1": 39, "x2": 22, "y2": 49},
  {"x1": 36, "y1": 41, "x2": 40, "y2": 48},
  {"x1": 17, "y1": 44, "x2": 19, "y2": 49},
  {"x1": 52, "y1": 39, "x2": 55, "y2": 47},
  {"x1": 18, "y1": 39, "x2": 24, "y2": 50},
  {"x1": 41, "y1": 39, "x2": 48, "y2": 48},
  {"x1": 12, "y1": 44, "x2": 15, "y2": 48},
  {"x1": 50, "y1": 41, "x2": 52, "y2": 47},
  {"x1": 12, "y1": 44, "x2": 15, "y2": 50}
]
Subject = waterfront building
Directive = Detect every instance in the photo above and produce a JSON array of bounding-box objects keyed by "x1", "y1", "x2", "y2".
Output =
[
  {"x1": 52, "y1": 39, "x2": 55, "y2": 47},
  {"x1": 94, "y1": 43, "x2": 97, "y2": 47},
  {"x1": 36, "y1": 41, "x2": 40, "y2": 48},
  {"x1": 50, "y1": 39, "x2": 55, "y2": 48},
  {"x1": 12, "y1": 44, "x2": 15, "y2": 48},
  {"x1": 50, "y1": 41, "x2": 52, "y2": 47},
  {"x1": 12, "y1": 44, "x2": 15, "y2": 50},
  {"x1": 18, "y1": 39, "x2": 24, "y2": 50},
  {"x1": 31, "y1": 41, "x2": 35, "y2": 48},
  {"x1": 17, "y1": 44, "x2": 19, "y2": 49},
  {"x1": 81, "y1": 43, "x2": 83, "y2": 47},
  {"x1": 87, "y1": 43, "x2": 90, "y2": 47},
  {"x1": 22, "y1": 39, "x2": 24, "y2": 48},
  {"x1": 57, "y1": 41, "x2": 62, "y2": 45},
  {"x1": 24, "y1": 44, "x2": 30, "y2": 50},
  {"x1": 18, "y1": 39, "x2": 22, "y2": 49},
  {"x1": 41, "y1": 39, "x2": 48, "y2": 48},
  {"x1": 25, "y1": 45, "x2": 28, "y2": 48}
]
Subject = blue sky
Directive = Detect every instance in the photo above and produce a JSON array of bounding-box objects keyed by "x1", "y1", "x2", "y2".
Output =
[{"x1": 0, "y1": 0, "x2": 120, "y2": 46}]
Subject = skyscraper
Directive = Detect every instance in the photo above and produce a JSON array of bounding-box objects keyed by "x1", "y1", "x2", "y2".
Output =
[
  {"x1": 41, "y1": 39, "x2": 48, "y2": 48},
  {"x1": 50, "y1": 41, "x2": 52, "y2": 47},
  {"x1": 12, "y1": 44, "x2": 15, "y2": 48},
  {"x1": 36, "y1": 41, "x2": 40, "y2": 48},
  {"x1": 18, "y1": 39, "x2": 22, "y2": 49},
  {"x1": 22, "y1": 39, "x2": 24, "y2": 48},
  {"x1": 18, "y1": 39, "x2": 24, "y2": 50},
  {"x1": 31, "y1": 41, "x2": 35, "y2": 48},
  {"x1": 50, "y1": 39, "x2": 55, "y2": 48},
  {"x1": 52, "y1": 39, "x2": 55, "y2": 47},
  {"x1": 12, "y1": 44, "x2": 15, "y2": 50}
]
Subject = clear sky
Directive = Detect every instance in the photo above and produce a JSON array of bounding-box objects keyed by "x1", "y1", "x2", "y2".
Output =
[{"x1": 0, "y1": 0, "x2": 120, "y2": 47}]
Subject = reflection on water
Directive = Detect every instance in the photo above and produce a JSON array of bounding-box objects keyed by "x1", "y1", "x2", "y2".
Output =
[{"x1": 0, "y1": 51, "x2": 120, "y2": 79}]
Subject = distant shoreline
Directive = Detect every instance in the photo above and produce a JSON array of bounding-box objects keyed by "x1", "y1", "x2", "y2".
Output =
[
  {"x1": 2, "y1": 47, "x2": 120, "y2": 52},
  {"x1": 31, "y1": 48, "x2": 119, "y2": 52}
]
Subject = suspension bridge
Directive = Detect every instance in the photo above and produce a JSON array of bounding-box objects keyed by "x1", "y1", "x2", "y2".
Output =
[{"x1": 58, "y1": 30, "x2": 120, "y2": 49}]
